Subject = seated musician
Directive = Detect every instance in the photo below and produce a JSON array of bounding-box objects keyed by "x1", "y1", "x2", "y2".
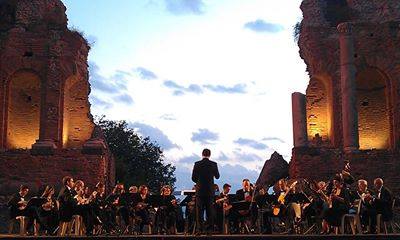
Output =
[
  {"x1": 72, "y1": 180, "x2": 95, "y2": 235},
  {"x1": 215, "y1": 183, "x2": 232, "y2": 233},
  {"x1": 355, "y1": 179, "x2": 376, "y2": 233},
  {"x1": 58, "y1": 176, "x2": 77, "y2": 230},
  {"x1": 373, "y1": 178, "x2": 393, "y2": 222},
  {"x1": 321, "y1": 174, "x2": 350, "y2": 233},
  {"x1": 133, "y1": 185, "x2": 152, "y2": 233},
  {"x1": 284, "y1": 183, "x2": 309, "y2": 233},
  {"x1": 129, "y1": 186, "x2": 138, "y2": 194},
  {"x1": 155, "y1": 185, "x2": 179, "y2": 234},
  {"x1": 92, "y1": 182, "x2": 113, "y2": 233},
  {"x1": 271, "y1": 179, "x2": 288, "y2": 220},
  {"x1": 105, "y1": 183, "x2": 125, "y2": 230},
  {"x1": 254, "y1": 187, "x2": 272, "y2": 234},
  {"x1": 38, "y1": 185, "x2": 59, "y2": 235},
  {"x1": 235, "y1": 179, "x2": 257, "y2": 232},
  {"x1": 7, "y1": 185, "x2": 39, "y2": 234},
  {"x1": 118, "y1": 184, "x2": 136, "y2": 232}
]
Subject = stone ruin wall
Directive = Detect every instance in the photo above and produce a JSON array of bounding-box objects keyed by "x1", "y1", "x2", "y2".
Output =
[
  {"x1": 0, "y1": 0, "x2": 115, "y2": 195},
  {"x1": 290, "y1": 0, "x2": 400, "y2": 193}
]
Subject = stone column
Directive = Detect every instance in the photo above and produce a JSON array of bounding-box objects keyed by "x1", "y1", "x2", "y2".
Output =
[
  {"x1": 31, "y1": 35, "x2": 63, "y2": 154},
  {"x1": 292, "y1": 92, "x2": 308, "y2": 147},
  {"x1": 338, "y1": 22, "x2": 359, "y2": 152}
]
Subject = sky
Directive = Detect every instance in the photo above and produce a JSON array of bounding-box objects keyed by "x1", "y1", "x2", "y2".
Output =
[{"x1": 61, "y1": 0, "x2": 309, "y2": 190}]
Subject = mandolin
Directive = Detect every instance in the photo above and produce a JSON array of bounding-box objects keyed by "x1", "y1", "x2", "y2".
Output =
[{"x1": 272, "y1": 180, "x2": 298, "y2": 216}]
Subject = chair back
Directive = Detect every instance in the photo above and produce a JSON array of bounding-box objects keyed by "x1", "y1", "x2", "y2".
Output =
[{"x1": 354, "y1": 199, "x2": 362, "y2": 215}]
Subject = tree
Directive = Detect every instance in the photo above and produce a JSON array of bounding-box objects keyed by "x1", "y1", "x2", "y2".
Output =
[{"x1": 96, "y1": 116, "x2": 176, "y2": 192}]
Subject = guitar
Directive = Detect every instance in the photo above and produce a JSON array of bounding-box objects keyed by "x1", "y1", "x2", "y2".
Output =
[{"x1": 272, "y1": 180, "x2": 298, "y2": 216}]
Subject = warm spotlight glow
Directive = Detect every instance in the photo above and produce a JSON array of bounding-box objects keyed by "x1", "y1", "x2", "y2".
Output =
[
  {"x1": 306, "y1": 77, "x2": 331, "y2": 143},
  {"x1": 7, "y1": 71, "x2": 40, "y2": 149},
  {"x1": 356, "y1": 68, "x2": 390, "y2": 150}
]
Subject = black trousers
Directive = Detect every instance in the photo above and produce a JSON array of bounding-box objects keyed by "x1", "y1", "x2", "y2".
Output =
[{"x1": 196, "y1": 195, "x2": 214, "y2": 232}]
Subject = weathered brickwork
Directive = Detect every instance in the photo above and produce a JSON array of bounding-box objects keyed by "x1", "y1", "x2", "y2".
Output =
[
  {"x1": 306, "y1": 77, "x2": 330, "y2": 143},
  {"x1": 0, "y1": 0, "x2": 115, "y2": 195},
  {"x1": 290, "y1": 0, "x2": 400, "y2": 193}
]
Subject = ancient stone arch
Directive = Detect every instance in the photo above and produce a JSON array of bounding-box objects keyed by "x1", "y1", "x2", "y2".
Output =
[
  {"x1": 306, "y1": 75, "x2": 333, "y2": 145},
  {"x1": 356, "y1": 68, "x2": 391, "y2": 150},
  {"x1": 6, "y1": 70, "x2": 41, "y2": 149},
  {"x1": 0, "y1": 0, "x2": 114, "y2": 193}
]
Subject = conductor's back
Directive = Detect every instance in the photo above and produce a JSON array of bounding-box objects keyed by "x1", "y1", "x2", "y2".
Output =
[
  {"x1": 191, "y1": 149, "x2": 220, "y2": 196},
  {"x1": 191, "y1": 148, "x2": 219, "y2": 234}
]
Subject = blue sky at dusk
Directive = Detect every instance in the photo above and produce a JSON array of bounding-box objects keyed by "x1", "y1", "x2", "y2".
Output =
[{"x1": 61, "y1": 0, "x2": 309, "y2": 190}]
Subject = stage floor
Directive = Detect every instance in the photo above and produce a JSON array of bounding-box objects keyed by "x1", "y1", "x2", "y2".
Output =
[{"x1": 0, "y1": 234, "x2": 400, "y2": 239}]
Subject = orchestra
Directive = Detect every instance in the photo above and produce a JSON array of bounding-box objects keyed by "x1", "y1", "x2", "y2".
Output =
[{"x1": 5, "y1": 162, "x2": 397, "y2": 236}]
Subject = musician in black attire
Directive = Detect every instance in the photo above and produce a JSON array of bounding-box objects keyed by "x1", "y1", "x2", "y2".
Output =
[
  {"x1": 215, "y1": 183, "x2": 231, "y2": 233},
  {"x1": 133, "y1": 185, "x2": 151, "y2": 233},
  {"x1": 354, "y1": 179, "x2": 376, "y2": 233},
  {"x1": 72, "y1": 180, "x2": 95, "y2": 235},
  {"x1": 38, "y1": 185, "x2": 59, "y2": 234},
  {"x1": 254, "y1": 187, "x2": 273, "y2": 234},
  {"x1": 7, "y1": 185, "x2": 40, "y2": 234},
  {"x1": 57, "y1": 176, "x2": 76, "y2": 226},
  {"x1": 373, "y1": 178, "x2": 393, "y2": 222},
  {"x1": 235, "y1": 179, "x2": 257, "y2": 232},
  {"x1": 92, "y1": 182, "x2": 114, "y2": 233},
  {"x1": 155, "y1": 185, "x2": 179, "y2": 234},
  {"x1": 322, "y1": 174, "x2": 351, "y2": 233},
  {"x1": 105, "y1": 183, "x2": 124, "y2": 229},
  {"x1": 118, "y1": 185, "x2": 135, "y2": 232},
  {"x1": 191, "y1": 148, "x2": 220, "y2": 234}
]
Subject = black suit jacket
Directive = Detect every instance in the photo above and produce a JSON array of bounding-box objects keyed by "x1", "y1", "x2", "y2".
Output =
[
  {"x1": 374, "y1": 186, "x2": 393, "y2": 220},
  {"x1": 192, "y1": 158, "x2": 220, "y2": 196},
  {"x1": 236, "y1": 189, "x2": 254, "y2": 202},
  {"x1": 57, "y1": 186, "x2": 77, "y2": 222},
  {"x1": 7, "y1": 193, "x2": 26, "y2": 219}
]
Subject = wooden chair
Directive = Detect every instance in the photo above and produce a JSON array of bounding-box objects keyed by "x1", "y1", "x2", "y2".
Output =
[
  {"x1": 341, "y1": 199, "x2": 363, "y2": 234},
  {"x1": 9, "y1": 216, "x2": 39, "y2": 236},
  {"x1": 70, "y1": 215, "x2": 85, "y2": 236}
]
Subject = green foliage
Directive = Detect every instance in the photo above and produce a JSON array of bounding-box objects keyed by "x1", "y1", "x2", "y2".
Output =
[{"x1": 96, "y1": 116, "x2": 176, "y2": 192}]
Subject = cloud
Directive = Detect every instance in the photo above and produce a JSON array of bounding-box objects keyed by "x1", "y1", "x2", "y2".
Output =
[
  {"x1": 163, "y1": 80, "x2": 203, "y2": 95},
  {"x1": 262, "y1": 137, "x2": 286, "y2": 143},
  {"x1": 191, "y1": 128, "x2": 219, "y2": 144},
  {"x1": 217, "y1": 152, "x2": 229, "y2": 161},
  {"x1": 164, "y1": 0, "x2": 205, "y2": 15},
  {"x1": 89, "y1": 61, "x2": 128, "y2": 93},
  {"x1": 203, "y1": 83, "x2": 247, "y2": 94},
  {"x1": 113, "y1": 94, "x2": 134, "y2": 105},
  {"x1": 179, "y1": 154, "x2": 201, "y2": 164},
  {"x1": 135, "y1": 67, "x2": 158, "y2": 80},
  {"x1": 233, "y1": 150, "x2": 264, "y2": 162},
  {"x1": 234, "y1": 138, "x2": 268, "y2": 150},
  {"x1": 164, "y1": 80, "x2": 247, "y2": 96},
  {"x1": 174, "y1": 164, "x2": 260, "y2": 190},
  {"x1": 160, "y1": 114, "x2": 177, "y2": 121},
  {"x1": 90, "y1": 95, "x2": 112, "y2": 109},
  {"x1": 129, "y1": 122, "x2": 180, "y2": 150},
  {"x1": 244, "y1": 19, "x2": 284, "y2": 33}
]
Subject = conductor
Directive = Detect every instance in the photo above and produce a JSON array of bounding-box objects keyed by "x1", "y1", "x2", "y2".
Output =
[{"x1": 192, "y1": 148, "x2": 220, "y2": 234}]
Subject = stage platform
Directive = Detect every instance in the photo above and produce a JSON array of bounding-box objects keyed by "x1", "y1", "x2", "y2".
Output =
[{"x1": 1, "y1": 234, "x2": 400, "y2": 240}]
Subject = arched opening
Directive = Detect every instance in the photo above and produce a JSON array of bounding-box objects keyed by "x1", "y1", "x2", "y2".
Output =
[
  {"x1": 62, "y1": 76, "x2": 76, "y2": 148},
  {"x1": 306, "y1": 77, "x2": 333, "y2": 145},
  {"x1": 356, "y1": 68, "x2": 390, "y2": 149},
  {"x1": 6, "y1": 71, "x2": 41, "y2": 149},
  {"x1": 62, "y1": 76, "x2": 92, "y2": 148}
]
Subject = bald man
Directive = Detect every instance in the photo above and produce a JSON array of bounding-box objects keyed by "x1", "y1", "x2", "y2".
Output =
[{"x1": 373, "y1": 178, "x2": 393, "y2": 222}]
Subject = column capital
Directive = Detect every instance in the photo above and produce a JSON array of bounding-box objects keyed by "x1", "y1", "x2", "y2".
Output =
[{"x1": 337, "y1": 22, "x2": 353, "y2": 36}]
